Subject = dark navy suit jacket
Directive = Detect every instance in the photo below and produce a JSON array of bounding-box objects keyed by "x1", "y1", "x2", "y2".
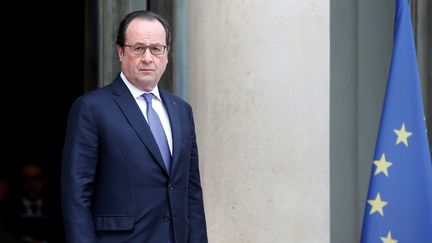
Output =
[{"x1": 61, "y1": 75, "x2": 207, "y2": 243}]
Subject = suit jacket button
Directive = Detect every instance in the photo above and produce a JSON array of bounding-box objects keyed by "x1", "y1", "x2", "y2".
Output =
[
  {"x1": 168, "y1": 184, "x2": 173, "y2": 191},
  {"x1": 163, "y1": 215, "x2": 171, "y2": 222}
]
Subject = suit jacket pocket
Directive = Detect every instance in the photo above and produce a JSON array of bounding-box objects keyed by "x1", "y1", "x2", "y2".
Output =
[{"x1": 94, "y1": 215, "x2": 134, "y2": 231}]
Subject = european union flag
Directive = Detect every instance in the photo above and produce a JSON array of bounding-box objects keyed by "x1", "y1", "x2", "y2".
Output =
[{"x1": 360, "y1": 0, "x2": 432, "y2": 242}]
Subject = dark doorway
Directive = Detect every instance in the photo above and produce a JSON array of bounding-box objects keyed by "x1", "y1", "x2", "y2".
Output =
[{"x1": 3, "y1": 1, "x2": 86, "y2": 242}]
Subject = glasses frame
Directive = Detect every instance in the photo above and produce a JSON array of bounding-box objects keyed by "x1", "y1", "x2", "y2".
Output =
[{"x1": 123, "y1": 44, "x2": 167, "y2": 56}]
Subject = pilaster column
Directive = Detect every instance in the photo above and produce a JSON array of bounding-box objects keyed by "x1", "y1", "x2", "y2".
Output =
[{"x1": 187, "y1": 1, "x2": 330, "y2": 242}]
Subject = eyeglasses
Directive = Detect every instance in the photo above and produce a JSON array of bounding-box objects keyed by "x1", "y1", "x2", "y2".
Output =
[{"x1": 124, "y1": 44, "x2": 167, "y2": 56}]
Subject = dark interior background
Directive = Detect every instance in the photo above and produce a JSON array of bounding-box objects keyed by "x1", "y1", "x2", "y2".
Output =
[
  {"x1": 3, "y1": 1, "x2": 85, "y2": 242},
  {"x1": 5, "y1": 1, "x2": 85, "y2": 183}
]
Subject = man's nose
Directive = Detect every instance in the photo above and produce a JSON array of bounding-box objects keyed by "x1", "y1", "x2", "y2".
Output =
[{"x1": 140, "y1": 48, "x2": 153, "y2": 63}]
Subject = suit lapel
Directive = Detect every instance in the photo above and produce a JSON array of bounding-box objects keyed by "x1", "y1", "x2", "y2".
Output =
[
  {"x1": 160, "y1": 89, "x2": 182, "y2": 173},
  {"x1": 111, "y1": 78, "x2": 168, "y2": 174}
]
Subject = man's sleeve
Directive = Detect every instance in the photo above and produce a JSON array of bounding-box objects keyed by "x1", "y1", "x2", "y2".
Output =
[{"x1": 61, "y1": 97, "x2": 98, "y2": 243}]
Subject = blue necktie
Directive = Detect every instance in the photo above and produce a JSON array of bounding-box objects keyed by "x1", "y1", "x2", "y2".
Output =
[
  {"x1": 142, "y1": 93, "x2": 171, "y2": 172},
  {"x1": 142, "y1": 93, "x2": 174, "y2": 243}
]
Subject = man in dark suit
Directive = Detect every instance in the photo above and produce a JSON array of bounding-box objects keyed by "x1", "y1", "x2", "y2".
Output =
[
  {"x1": 61, "y1": 10, "x2": 208, "y2": 243},
  {"x1": 3, "y1": 162, "x2": 63, "y2": 243}
]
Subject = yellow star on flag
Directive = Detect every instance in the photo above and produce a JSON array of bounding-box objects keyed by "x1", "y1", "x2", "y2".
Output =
[
  {"x1": 393, "y1": 123, "x2": 412, "y2": 147},
  {"x1": 380, "y1": 231, "x2": 397, "y2": 243},
  {"x1": 373, "y1": 153, "x2": 392, "y2": 177},
  {"x1": 368, "y1": 193, "x2": 388, "y2": 216}
]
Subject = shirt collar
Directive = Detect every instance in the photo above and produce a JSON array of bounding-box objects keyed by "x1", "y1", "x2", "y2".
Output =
[{"x1": 120, "y1": 72, "x2": 162, "y2": 102}]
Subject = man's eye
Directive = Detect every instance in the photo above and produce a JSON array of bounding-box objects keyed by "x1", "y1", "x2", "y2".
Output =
[
  {"x1": 134, "y1": 46, "x2": 145, "y2": 52},
  {"x1": 151, "y1": 46, "x2": 162, "y2": 52}
]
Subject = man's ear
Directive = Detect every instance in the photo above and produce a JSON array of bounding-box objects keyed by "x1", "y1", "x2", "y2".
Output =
[{"x1": 117, "y1": 45, "x2": 124, "y2": 62}]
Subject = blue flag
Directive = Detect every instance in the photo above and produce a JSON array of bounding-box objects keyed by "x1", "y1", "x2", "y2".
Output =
[{"x1": 360, "y1": 0, "x2": 432, "y2": 242}]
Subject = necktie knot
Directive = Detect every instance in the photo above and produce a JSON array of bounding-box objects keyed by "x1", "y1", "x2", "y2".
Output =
[{"x1": 142, "y1": 93, "x2": 154, "y2": 104}]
